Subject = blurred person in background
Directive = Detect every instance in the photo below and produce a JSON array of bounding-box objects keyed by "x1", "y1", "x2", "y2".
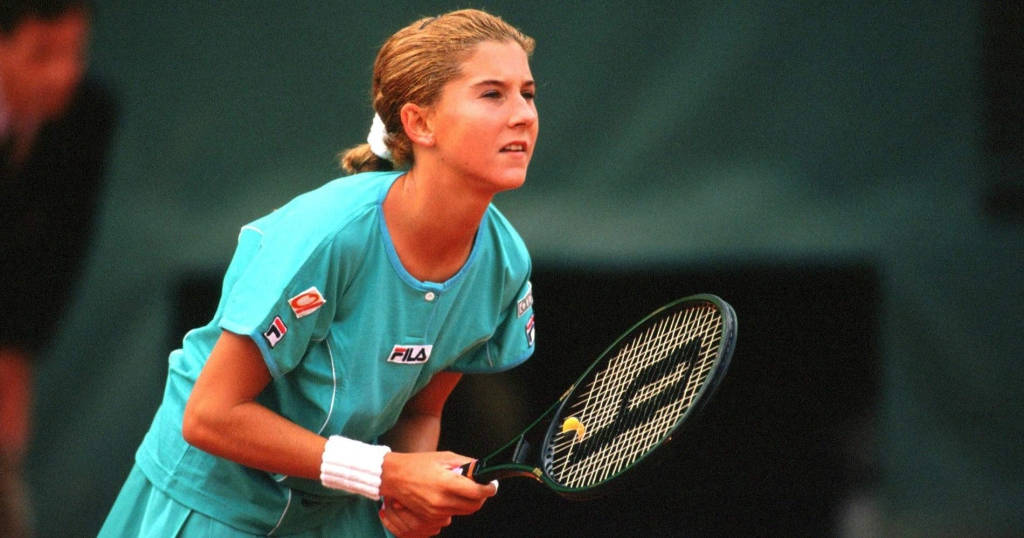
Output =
[{"x1": 0, "y1": 0, "x2": 116, "y2": 535}]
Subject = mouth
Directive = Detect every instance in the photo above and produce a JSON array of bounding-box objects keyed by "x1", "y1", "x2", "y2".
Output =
[{"x1": 499, "y1": 142, "x2": 528, "y2": 153}]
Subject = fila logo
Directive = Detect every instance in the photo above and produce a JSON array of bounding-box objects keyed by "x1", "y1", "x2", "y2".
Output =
[
  {"x1": 387, "y1": 345, "x2": 432, "y2": 365},
  {"x1": 289, "y1": 286, "x2": 326, "y2": 318},
  {"x1": 264, "y1": 316, "x2": 287, "y2": 348}
]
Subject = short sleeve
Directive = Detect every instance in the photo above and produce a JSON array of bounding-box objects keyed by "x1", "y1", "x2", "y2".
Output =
[
  {"x1": 450, "y1": 278, "x2": 535, "y2": 374},
  {"x1": 217, "y1": 220, "x2": 346, "y2": 378}
]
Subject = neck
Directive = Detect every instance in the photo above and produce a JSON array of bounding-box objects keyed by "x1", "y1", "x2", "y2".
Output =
[{"x1": 382, "y1": 168, "x2": 493, "y2": 283}]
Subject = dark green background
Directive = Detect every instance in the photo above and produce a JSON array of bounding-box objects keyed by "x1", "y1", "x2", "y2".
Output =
[{"x1": 26, "y1": 1, "x2": 1021, "y2": 535}]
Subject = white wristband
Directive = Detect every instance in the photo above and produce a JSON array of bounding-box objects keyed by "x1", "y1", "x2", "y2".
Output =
[{"x1": 320, "y1": 436, "x2": 392, "y2": 500}]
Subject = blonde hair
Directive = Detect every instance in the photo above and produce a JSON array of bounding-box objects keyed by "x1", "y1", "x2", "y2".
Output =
[{"x1": 340, "y1": 9, "x2": 535, "y2": 174}]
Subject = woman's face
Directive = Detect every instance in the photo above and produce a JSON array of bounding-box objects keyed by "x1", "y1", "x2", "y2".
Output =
[{"x1": 426, "y1": 40, "x2": 538, "y2": 193}]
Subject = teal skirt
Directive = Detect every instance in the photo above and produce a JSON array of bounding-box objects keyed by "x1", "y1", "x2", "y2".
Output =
[
  {"x1": 100, "y1": 464, "x2": 254, "y2": 537},
  {"x1": 100, "y1": 465, "x2": 392, "y2": 537}
]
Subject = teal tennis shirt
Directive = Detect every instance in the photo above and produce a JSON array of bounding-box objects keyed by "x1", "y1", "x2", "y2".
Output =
[{"x1": 134, "y1": 171, "x2": 535, "y2": 535}]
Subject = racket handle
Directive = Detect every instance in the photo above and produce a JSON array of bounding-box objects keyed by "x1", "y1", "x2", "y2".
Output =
[
  {"x1": 458, "y1": 460, "x2": 480, "y2": 481},
  {"x1": 457, "y1": 461, "x2": 500, "y2": 493}
]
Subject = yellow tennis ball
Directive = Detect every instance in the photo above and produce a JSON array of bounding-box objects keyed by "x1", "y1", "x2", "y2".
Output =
[{"x1": 561, "y1": 416, "x2": 585, "y2": 440}]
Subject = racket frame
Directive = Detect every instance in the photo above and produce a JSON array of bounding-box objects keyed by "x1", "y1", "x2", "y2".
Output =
[{"x1": 464, "y1": 294, "x2": 736, "y2": 499}]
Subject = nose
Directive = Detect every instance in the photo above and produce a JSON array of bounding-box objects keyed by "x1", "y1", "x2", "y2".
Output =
[{"x1": 508, "y1": 94, "x2": 538, "y2": 128}]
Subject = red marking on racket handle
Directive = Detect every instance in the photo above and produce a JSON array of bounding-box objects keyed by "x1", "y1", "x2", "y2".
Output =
[{"x1": 459, "y1": 460, "x2": 478, "y2": 480}]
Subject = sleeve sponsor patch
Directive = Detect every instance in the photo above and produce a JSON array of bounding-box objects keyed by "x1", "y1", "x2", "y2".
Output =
[
  {"x1": 517, "y1": 281, "x2": 534, "y2": 318},
  {"x1": 264, "y1": 316, "x2": 288, "y2": 348},
  {"x1": 525, "y1": 314, "x2": 535, "y2": 347},
  {"x1": 289, "y1": 286, "x2": 326, "y2": 318}
]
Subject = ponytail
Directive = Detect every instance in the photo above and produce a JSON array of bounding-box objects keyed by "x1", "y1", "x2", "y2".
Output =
[{"x1": 339, "y1": 144, "x2": 394, "y2": 174}]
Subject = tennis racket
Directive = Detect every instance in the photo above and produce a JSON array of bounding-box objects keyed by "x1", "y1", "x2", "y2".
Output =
[{"x1": 460, "y1": 294, "x2": 736, "y2": 499}]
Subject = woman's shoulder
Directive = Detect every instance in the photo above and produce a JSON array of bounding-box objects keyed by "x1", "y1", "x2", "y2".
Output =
[
  {"x1": 482, "y1": 203, "x2": 531, "y2": 271},
  {"x1": 295, "y1": 171, "x2": 399, "y2": 216},
  {"x1": 266, "y1": 171, "x2": 396, "y2": 224},
  {"x1": 243, "y1": 171, "x2": 399, "y2": 253},
  {"x1": 318, "y1": 170, "x2": 401, "y2": 197}
]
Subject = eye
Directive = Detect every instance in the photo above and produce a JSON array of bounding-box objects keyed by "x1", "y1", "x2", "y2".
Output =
[
  {"x1": 521, "y1": 90, "x2": 536, "y2": 101},
  {"x1": 481, "y1": 89, "x2": 502, "y2": 99}
]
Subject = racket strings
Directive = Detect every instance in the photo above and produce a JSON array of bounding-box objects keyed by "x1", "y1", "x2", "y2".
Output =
[
  {"x1": 549, "y1": 304, "x2": 723, "y2": 488},
  {"x1": 556, "y1": 319, "x2": 717, "y2": 486},
  {"x1": 593, "y1": 309, "x2": 710, "y2": 482}
]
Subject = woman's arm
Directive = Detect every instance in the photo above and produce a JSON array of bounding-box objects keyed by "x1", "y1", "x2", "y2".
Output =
[
  {"x1": 182, "y1": 331, "x2": 494, "y2": 532},
  {"x1": 379, "y1": 372, "x2": 494, "y2": 511},
  {"x1": 376, "y1": 372, "x2": 498, "y2": 516},
  {"x1": 181, "y1": 330, "x2": 325, "y2": 479},
  {"x1": 378, "y1": 371, "x2": 496, "y2": 536},
  {"x1": 379, "y1": 371, "x2": 462, "y2": 452}
]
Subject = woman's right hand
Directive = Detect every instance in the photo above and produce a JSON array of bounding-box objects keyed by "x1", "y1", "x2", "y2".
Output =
[{"x1": 379, "y1": 451, "x2": 497, "y2": 521}]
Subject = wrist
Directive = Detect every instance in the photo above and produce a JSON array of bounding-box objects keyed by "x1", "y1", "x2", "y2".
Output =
[{"x1": 320, "y1": 435, "x2": 392, "y2": 500}]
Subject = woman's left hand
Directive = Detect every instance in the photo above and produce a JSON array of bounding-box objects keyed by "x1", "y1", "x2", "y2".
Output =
[
  {"x1": 379, "y1": 450, "x2": 497, "y2": 520},
  {"x1": 379, "y1": 497, "x2": 451, "y2": 537}
]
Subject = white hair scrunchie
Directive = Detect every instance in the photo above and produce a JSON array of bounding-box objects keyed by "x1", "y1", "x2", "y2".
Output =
[{"x1": 366, "y1": 113, "x2": 392, "y2": 161}]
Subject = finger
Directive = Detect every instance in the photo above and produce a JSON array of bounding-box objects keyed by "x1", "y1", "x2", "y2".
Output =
[
  {"x1": 386, "y1": 498, "x2": 451, "y2": 535},
  {"x1": 378, "y1": 510, "x2": 404, "y2": 537},
  {"x1": 382, "y1": 507, "x2": 437, "y2": 538},
  {"x1": 450, "y1": 476, "x2": 501, "y2": 502},
  {"x1": 380, "y1": 498, "x2": 420, "y2": 536},
  {"x1": 398, "y1": 515, "x2": 446, "y2": 536},
  {"x1": 435, "y1": 492, "x2": 490, "y2": 516}
]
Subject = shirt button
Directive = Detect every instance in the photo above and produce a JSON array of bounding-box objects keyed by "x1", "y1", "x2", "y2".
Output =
[{"x1": 424, "y1": 292, "x2": 436, "y2": 302}]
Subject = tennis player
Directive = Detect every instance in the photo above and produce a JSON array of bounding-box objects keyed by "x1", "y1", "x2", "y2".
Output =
[{"x1": 100, "y1": 9, "x2": 538, "y2": 537}]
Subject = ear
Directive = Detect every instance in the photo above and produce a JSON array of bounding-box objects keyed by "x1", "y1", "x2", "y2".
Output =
[{"x1": 399, "y1": 102, "x2": 436, "y2": 147}]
